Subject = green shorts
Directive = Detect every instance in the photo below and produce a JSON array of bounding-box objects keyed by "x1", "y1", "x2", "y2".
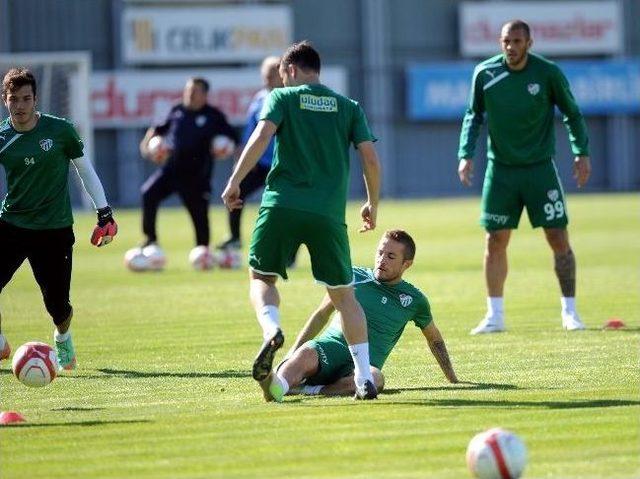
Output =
[
  {"x1": 248, "y1": 206, "x2": 353, "y2": 286},
  {"x1": 304, "y1": 329, "x2": 354, "y2": 386},
  {"x1": 480, "y1": 160, "x2": 569, "y2": 230}
]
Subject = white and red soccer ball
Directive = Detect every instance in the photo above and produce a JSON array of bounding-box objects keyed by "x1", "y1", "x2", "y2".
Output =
[
  {"x1": 211, "y1": 135, "x2": 235, "y2": 159},
  {"x1": 11, "y1": 342, "x2": 58, "y2": 387},
  {"x1": 147, "y1": 135, "x2": 172, "y2": 165},
  {"x1": 189, "y1": 245, "x2": 215, "y2": 271},
  {"x1": 214, "y1": 248, "x2": 242, "y2": 270},
  {"x1": 124, "y1": 244, "x2": 167, "y2": 272},
  {"x1": 466, "y1": 428, "x2": 527, "y2": 479}
]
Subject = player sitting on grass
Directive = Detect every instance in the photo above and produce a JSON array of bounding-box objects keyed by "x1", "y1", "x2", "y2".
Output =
[{"x1": 259, "y1": 230, "x2": 459, "y2": 401}]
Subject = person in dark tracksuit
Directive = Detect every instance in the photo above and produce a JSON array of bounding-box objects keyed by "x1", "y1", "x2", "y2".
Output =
[{"x1": 139, "y1": 77, "x2": 238, "y2": 257}]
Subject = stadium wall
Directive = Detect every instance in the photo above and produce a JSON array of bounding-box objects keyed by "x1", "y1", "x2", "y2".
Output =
[{"x1": 0, "y1": 0, "x2": 638, "y2": 206}]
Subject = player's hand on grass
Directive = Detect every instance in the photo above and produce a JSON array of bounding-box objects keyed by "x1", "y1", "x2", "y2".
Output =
[
  {"x1": 573, "y1": 156, "x2": 591, "y2": 188},
  {"x1": 91, "y1": 206, "x2": 118, "y2": 247},
  {"x1": 221, "y1": 181, "x2": 243, "y2": 211},
  {"x1": 359, "y1": 202, "x2": 377, "y2": 232},
  {"x1": 458, "y1": 158, "x2": 473, "y2": 186}
]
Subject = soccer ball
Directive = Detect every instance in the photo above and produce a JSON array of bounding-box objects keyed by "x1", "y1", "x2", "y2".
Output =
[
  {"x1": 211, "y1": 135, "x2": 235, "y2": 159},
  {"x1": 142, "y1": 244, "x2": 166, "y2": 271},
  {"x1": 466, "y1": 428, "x2": 527, "y2": 479},
  {"x1": 124, "y1": 247, "x2": 148, "y2": 272},
  {"x1": 189, "y1": 245, "x2": 215, "y2": 271},
  {"x1": 147, "y1": 135, "x2": 171, "y2": 164},
  {"x1": 124, "y1": 245, "x2": 166, "y2": 271},
  {"x1": 12, "y1": 342, "x2": 58, "y2": 387},
  {"x1": 215, "y1": 248, "x2": 242, "y2": 269}
]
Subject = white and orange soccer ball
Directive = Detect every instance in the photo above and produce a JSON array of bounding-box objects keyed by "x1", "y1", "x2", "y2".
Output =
[
  {"x1": 147, "y1": 135, "x2": 171, "y2": 165},
  {"x1": 466, "y1": 428, "x2": 527, "y2": 479},
  {"x1": 189, "y1": 245, "x2": 215, "y2": 271},
  {"x1": 211, "y1": 135, "x2": 235, "y2": 159},
  {"x1": 12, "y1": 342, "x2": 58, "y2": 387}
]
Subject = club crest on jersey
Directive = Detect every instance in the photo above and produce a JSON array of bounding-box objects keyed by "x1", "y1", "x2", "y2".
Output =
[
  {"x1": 399, "y1": 294, "x2": 413, "y2": 308},
  {"x1": 39, "y1": 138, "x2": 53, "y2": 151},
  {"x1": 527, "y1": 83, "x2": 540, "y2": 95},
  {"x1": 547, "y1": 189, "x2": 560, "y2": 201},
  {"x1": 195, "y1": 115, "x2": 206, "y2": 127}
]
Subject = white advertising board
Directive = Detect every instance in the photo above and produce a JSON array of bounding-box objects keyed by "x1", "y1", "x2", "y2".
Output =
[
  {"x1": 459, "y1": 1, "x2": 623, "y2": 57},
  {"x1": 91, "y1": 67, "x2": 348, "y2": 128},
  {"x1": 122, "y1": 5, "x2": 292, "y2": 64}
]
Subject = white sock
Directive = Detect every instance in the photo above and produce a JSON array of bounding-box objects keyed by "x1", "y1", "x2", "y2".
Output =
[
  {"x1": 275, "y1": 371, "x2": 290, "y2": 395},
  {"x1": 487, "y1": 297, "x2": 504, "y2": 320},
  {"x1": 0, "y1": 334, "x2": 6, "y2": 348},
  {"x1": 257, "y1": 305, "x2": 280, "y2": 341},
  {"x1": 348, "y1": 342, "x2": 374, "y2": 387},
  {"x1": 54, "y1": 330, "x2": 70, "y2": 343},
  {"x1": 301, "y1": 385, "x2": 324, "y2": 395},
  {"x1": 561, "y1": 297, "x2": 576, "y2": 314}
]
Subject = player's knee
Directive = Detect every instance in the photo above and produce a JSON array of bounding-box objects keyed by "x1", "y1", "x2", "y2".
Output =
[
  {"x1": 251, "y1": 270, "x2": 278, "y2": 285},
  {"x1": 486, "y1": 231, "x2": 509, "y2": 252},
  {"x1": 371, "y1": 367, "x2": 385, "y2": 392},
  {"x1": 545, "y1": 228, "x2": 570, "y2": 252}
]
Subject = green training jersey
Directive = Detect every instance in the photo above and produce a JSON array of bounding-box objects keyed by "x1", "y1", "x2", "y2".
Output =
[
  {"x1": 0, "y1": 114, "x2": 83, "y2": 229},
  {"x1": 458, "y1": 53, "x2": 589, "y2": 166},
  {"x1": 259, "y1": 83, "x2": 376, "y2": 223},
  {"x1": 323, "y1": 266, "x2": 432, "y2": 369}
]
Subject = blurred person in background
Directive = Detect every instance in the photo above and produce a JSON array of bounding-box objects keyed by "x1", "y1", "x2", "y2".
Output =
[{"x1": 138, "y1": 77, "x2": 238, "y2": 264}]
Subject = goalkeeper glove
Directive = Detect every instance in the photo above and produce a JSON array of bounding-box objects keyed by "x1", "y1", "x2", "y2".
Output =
[{"x1": 91, "y1": 206, "x2": 118, "y2": 247}]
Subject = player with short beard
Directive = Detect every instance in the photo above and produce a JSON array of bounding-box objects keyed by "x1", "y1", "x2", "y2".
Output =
[
  {"x1": 258, "y1": 230, "x2": 458, "y2": 401},
  {"x1": 0, "y1": 67, "x2": 117, "y2": 369},
  {"x1": 457, "y1": 20, "x2": 591, "y2": 334}
]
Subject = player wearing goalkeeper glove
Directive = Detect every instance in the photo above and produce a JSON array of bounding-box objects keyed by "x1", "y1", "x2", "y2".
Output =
[{"x1": 0, "y1": 68, "x2": 118, "y2": 369}]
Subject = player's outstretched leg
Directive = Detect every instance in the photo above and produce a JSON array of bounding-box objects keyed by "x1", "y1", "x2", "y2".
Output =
[{"x1": 252, "y1": 328, "x2": 284, "y2": 381}]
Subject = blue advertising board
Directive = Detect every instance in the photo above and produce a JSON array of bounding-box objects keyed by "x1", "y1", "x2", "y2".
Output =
[{"x1": 407, "y1": 59, "x2": 640, "y2": 120}]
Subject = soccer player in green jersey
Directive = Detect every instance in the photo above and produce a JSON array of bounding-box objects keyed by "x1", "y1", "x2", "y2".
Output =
[
  {"x1": 257, "y1": 230, "x2": 458, "y2": 401},
  {"x1": 222, "y1": 41, "x2": 382, "y2": 400},
  {"x1": 457, "y1": 20, "x2": 591, "y2": 334},
  {"x1": 0, "y1": 68, "x2": 118, "y2": 369}
]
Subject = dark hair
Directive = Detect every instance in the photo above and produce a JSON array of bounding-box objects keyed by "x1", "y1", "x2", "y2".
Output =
[
  {"x1": 2, "y1": 67, "x2": 37, "y2": 99},
  {"x1": 502, "y1": 20, "x2": 531, "y2": 39},
  {"x1": 281, "y1": 40, "x2": 321, "y2": 73},
  {"x1": 384, "y1": 230, "x2": 416, "y2": 261},
  {"x1": 190, "y1": 77, "x2": 210, "y2": 93}
]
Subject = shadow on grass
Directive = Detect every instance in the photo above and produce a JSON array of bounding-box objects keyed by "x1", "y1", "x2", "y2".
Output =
[
  {"x1": 51, "y1": 406, "x2": 106, "y2": 412},
  {"x1": 97, "y1": 368, "x2": 250, "y2": 379},
  {"x1": 0, "y1": 368, "x2": 12, "y2": 375},
  {"x1": 384, "y1": 398, "x2": 640, "y2": 409},
  {"x1": 384, "y1": 381, "x2": 519, "y2": 395},
  {"x1": 1, "y1": 419, "x2": 150, "y2": 429}
]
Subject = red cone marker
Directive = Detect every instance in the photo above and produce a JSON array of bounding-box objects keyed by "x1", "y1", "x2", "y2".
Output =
[{"x1": 0, "y1": 411, "x2": 26, "y2": 425}]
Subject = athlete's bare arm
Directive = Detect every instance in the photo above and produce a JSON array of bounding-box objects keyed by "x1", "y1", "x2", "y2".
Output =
[
  {"x1": 284, "y1": 294, "x2": 335, "y2": 358},
  {"x1": 222, "y1": 120, "x2": 277, "y2": 210},
  {"x1": 356, "y1": 140, "x2": 381, "y2": 232},
  {"x1": 421, "y1": 322, "x2": 458, "y2": 383}
]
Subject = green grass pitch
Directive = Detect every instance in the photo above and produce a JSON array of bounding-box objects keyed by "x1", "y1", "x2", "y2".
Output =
[{"x1": 0, "y1": 193, "x2": 638, "y2": 478}]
